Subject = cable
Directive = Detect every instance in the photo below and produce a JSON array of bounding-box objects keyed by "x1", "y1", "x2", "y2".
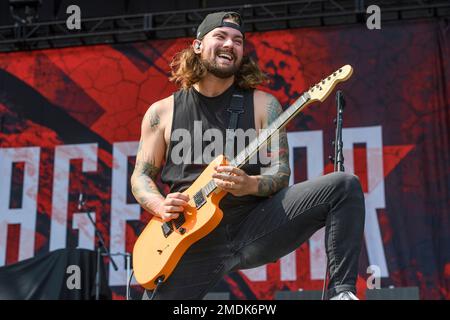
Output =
[
  {"x1": 321, "y1": 258, "x2": 329, "y2": 300},
  {"x1": 149, "y1": 277, "x2": 165, "y2": 300},
  {"x1": 126, "y1": 270, "x2": 164, "y2": 300},
  {"x1": 126, "y1": 269, "x2": 135, "y2": 300}
]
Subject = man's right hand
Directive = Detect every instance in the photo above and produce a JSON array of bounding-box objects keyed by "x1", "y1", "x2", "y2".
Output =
[{"x1": 154, "y1": 192, "x2": 190, "y2": 222}]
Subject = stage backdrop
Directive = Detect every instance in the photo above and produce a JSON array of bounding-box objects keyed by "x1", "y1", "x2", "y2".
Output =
[{"x1": 0, "y1": 18, "x2": 449, "y2": 300}]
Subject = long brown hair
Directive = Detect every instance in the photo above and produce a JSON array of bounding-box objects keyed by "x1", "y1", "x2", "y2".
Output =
[{"x1": 169, "y1": 46, "x2": 269, "y2": 90}]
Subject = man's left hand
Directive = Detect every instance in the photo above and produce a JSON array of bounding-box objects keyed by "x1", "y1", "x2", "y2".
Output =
[{"x1": 212, "y1": 165, "x2": 257, "y2": 197}]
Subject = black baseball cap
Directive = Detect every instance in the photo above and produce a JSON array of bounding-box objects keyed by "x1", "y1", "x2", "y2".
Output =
[{"x1": 196, "y1": 11, "x2": 245, "y2": 40}]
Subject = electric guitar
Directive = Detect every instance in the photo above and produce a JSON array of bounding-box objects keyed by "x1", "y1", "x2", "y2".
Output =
[{"x1": 133, "y1": 65, "x2": 354, "y2": 289}]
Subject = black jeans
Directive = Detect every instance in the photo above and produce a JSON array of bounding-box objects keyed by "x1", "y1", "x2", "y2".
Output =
[{"x1": 143, "y1": 172, "x2": 365, "y2": 299}]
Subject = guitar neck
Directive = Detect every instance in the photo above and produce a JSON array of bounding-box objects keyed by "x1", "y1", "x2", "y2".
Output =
[{"x1": 230, "y1": 91, "x2": 311, "y2": 168}]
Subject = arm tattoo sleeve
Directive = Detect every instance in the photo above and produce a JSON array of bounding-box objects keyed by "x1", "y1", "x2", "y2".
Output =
[
  {"x1": 131, "y1": 159, "x2": 162, "y2": 200},
  {"x1": 254, "y1": 94, "x2": 291, "y2": 197}
]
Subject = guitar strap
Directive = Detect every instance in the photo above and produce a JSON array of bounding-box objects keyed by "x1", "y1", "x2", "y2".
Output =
[{"x1": 224, "y1": 87, "x2": 244, "y2": 161}]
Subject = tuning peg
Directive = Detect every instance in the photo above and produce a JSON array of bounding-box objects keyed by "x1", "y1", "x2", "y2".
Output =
[
  {"x1": 327, "y1": 76, "x2": 331, "y2": 80},
  {"x1": 321, "y1": 80, "x2": 325, "y2": 84},
  {"x1": 339, "y1": 68, "x2": 342, "y2": 72}
]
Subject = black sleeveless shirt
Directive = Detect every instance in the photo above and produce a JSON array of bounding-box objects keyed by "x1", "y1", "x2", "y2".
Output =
[{"x1": 160, "y1": 84, "x2": 266, "y2": 216}]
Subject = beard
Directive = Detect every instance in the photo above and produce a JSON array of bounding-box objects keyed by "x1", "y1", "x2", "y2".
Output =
[{"x1": 201, "y1": 50, "x2": 241, "y2": 79}]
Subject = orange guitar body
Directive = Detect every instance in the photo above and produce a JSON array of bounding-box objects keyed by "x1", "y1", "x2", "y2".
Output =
[{"x1": 133, "y1": 155, "x2": 228, "y2": 290}]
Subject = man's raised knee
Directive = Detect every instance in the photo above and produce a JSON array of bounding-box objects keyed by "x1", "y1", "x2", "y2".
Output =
[{"x1": 330, "y1": 172, "x2": 363, "y2": 195}]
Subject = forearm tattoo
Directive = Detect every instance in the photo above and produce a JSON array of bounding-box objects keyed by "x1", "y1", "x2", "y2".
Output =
[{"x1": 131, "y1": 159, "x2": 162, "y2": 205}]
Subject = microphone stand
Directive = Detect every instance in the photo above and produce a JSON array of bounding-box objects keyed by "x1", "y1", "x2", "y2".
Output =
[
  {"x1": 323, "y1": 90, "x2": 346, "y2": 300},
  {"x1": 109, "y1": 252, "x2": 132, "y2": 300},
  {"x1": 334, "y1": 90, "x2": 345, "y2": 172},
  {"x1": 78, "y1": 193, "x2": 118, "y2": 300}
]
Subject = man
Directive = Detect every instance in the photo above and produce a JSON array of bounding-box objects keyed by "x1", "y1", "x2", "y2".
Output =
[{"x1": 131, "y1": 11, "x2": 365, "y2": 300}]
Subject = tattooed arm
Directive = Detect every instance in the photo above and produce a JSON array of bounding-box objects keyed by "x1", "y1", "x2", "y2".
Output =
[
  {"x1": 251, "y1": 92, "x2": 291, "y2": 197},
  {"x1": 131, "y1": 98, "x2": 189, "y2": 221},
  {"x1": 131, "y1": 102, "x2": 166, "y2": 215}
]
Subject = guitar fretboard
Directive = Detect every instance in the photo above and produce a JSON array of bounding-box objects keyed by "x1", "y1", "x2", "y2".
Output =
[{"x1": 201, "y1": 91, "x2": 311, "y2": 197}]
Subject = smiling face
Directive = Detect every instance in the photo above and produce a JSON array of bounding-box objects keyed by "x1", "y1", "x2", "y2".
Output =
[{"x1": 195, "y1": 20, "x2": 244, "y2": 79}]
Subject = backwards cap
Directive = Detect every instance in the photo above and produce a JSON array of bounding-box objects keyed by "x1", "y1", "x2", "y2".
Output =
[{"x1": 196, "y1": 11, "x2": 244, "y2": 40}]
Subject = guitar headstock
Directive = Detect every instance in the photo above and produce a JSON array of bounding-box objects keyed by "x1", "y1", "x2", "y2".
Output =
[{"x1": 307, "y1": 65, "x2": 353, "y2": 102}]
